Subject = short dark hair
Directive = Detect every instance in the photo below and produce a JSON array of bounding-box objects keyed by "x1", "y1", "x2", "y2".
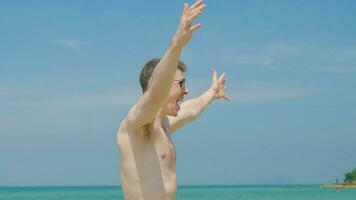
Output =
[{"x1": 139, "y1": 58, "x2": 186, "y2": 93}]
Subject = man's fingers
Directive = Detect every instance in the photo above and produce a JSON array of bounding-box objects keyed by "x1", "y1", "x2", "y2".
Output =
[
  {"x1": 189, "y1": 4, "x2": 206, "y2": 18},
  {"x1": 187, "y1": 11, "x2": 202, "y2": 26},
  {"x1": 185, "y1": 0, "x2": 205, "y2": 25},
  {"x1": 180, "y1": 3, "x2": 189, "y2": 23},
  {"x1": 181, "y1": 3, "x2": 188, "y2": 16},
  {"x1": 218, "y1": 73, "x2": 226, "y2": 82},
  {"x1": 188, "y1": 0, "x2": 203, "y2": 13},
  {"x1": 223, "y1": 95, "x2": 230, "y2": 102},
  {"x1": 182, "y1": 1, "x2": 205, "y2": 31},
  {"x1": 212, "y1": 68, "x2": 217, "y2": 81},
  {"x1": 184, "y1": 3, "x2": 189, "y2": 14},
  {"x1": 221, "y1": 78, "x2": 226, "y2": 85},
  {"x1": 188, "y1": 9, "x2": 202, "y2": 20},
  {"x1": 188, "y1": 23, "x2": 201, "y2": 33}
]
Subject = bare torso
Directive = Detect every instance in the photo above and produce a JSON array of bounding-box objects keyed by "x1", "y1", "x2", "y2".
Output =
[
  {"x1": 114, "y1": 1, "x2": 212, "y2": 198},
  {"x1": 117, "y1": 117, "x2": 177, "y2": 200}
]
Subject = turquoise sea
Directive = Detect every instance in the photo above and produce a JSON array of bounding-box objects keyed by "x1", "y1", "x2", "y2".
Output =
[{"x1": 1, "y1": 185, "x2": 355, "y2": 200}]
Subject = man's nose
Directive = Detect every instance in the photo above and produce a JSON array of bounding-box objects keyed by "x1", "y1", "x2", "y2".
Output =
[{"x1": 184, "y1": 87, "x2": 189, "y2": 95}]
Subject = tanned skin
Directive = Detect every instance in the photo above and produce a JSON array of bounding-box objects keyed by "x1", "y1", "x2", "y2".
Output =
[{"x1": 117, "y1": 1, "x2": 229, "y2": 199}]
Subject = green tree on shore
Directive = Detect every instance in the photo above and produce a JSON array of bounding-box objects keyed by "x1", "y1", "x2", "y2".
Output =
[{"x1": 344, "y1": 168, "x2": 356, "y2": 183}]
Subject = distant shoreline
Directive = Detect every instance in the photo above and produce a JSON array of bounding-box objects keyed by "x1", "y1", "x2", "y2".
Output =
[{"x1": 320, "y1": 183, "x2": 356, "y2": 189}]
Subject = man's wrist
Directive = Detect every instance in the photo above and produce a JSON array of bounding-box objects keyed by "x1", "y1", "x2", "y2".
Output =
[
  {"x1": 170, "y1": 38, "x2": 184, "y2": 51},
  {"x1": 207, "y1": 87, "x2": 217, "y2": 99}
]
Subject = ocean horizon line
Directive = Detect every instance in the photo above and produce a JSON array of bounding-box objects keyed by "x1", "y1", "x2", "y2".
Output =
[{"x1": 0, "y1": 184, "x2": 321, "y2": 188}]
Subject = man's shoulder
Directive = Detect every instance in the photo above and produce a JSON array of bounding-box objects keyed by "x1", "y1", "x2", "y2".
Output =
[
  {"x1": 123, "y1": 105, "x2": 154, "y2": 128},
  {"x1": 117, "y1": 104, "x2": 136, "y2": 131},
  {"x1": 124, "y1": 104, "x2": 137, "y2": 127}
]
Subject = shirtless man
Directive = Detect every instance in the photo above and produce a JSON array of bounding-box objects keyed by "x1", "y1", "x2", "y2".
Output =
[{"x1": 117, "y1": 1, "x2": 229, "y2": 199}]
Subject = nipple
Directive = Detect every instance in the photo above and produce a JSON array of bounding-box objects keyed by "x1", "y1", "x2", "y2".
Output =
[{"x1": 161, "y1": 154, "x2": 167, "y2": 159}]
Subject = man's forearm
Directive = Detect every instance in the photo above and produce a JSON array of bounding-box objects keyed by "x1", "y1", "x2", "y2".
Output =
[
  {"x1": 145, "y1": 0, "x2": 205, "y2": 102},
  {"x1": 183, "y1": 88, "x2": 216, "y2": 121},
  {"x1": 147, "y1": 44, "x2": 182, "y2": 100}
]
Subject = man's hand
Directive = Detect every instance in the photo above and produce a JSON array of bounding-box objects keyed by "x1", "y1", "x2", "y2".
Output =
[
  {"x1": 171, "y1": 0, "x2": 206, "y2": 49},
  {"x1": 210, "y1": 68, "x2": 230, "y2": 102}
]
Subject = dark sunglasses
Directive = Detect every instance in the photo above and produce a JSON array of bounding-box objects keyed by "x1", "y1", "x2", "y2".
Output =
[{"x1": 174, "y1": 79, "x2": 185, "y2": 88}]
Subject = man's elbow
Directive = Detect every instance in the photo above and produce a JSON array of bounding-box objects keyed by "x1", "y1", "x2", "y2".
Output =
[{"x1": 188, "y1": 110, "x2": 199, "y2": 123}]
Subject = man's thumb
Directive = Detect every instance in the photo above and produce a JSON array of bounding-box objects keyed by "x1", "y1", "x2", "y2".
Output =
[{"x1": 212, "y1": 68, "x2": 217, "y2": 81}]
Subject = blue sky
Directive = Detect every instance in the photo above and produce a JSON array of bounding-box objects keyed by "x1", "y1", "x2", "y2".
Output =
[{"x1": 1, "y1": 0, "x2": 356, "y2": 186}]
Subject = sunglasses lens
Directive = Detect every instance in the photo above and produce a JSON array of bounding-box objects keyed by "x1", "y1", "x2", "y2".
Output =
[
  {"x1": 180, "y1": 80, "x2": 185, "y2": 88},
  {"x1": 174, "y1": 79, "x2": 185, "y2": 88}
]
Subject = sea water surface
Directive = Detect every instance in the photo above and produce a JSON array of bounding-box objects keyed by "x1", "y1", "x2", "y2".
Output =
[{"x1": 1, "y1": 185, "x2": 355, "y2": 200}]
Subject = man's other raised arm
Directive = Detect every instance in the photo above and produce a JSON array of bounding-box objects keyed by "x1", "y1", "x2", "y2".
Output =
[
  {"x1": 127, "y1": 0, "x2": 206, "y2": 130},
  {"x1": 168, "y1": 69, "x2": 230, "y2": 134}
]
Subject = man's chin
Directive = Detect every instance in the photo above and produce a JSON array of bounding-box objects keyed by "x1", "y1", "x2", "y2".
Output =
[
  {"x1": 167, "y1": 112, "x2": 178, "y2": 117},
  {"x1": 164, "y1": 105, "x2": 180, "y2": 117}
]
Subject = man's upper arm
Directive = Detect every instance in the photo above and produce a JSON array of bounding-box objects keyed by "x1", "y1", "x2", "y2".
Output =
[
  {"x1": 167, "y1": 103, "x2": 196, "y2": 134},
  {"x1": 127, "y1": 93, "x2": 163, "y2": 130}
]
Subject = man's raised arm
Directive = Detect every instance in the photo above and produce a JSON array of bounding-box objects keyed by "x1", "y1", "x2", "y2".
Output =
[
  {"x1": 127, "y1": 0, "x2": 206, "y2": 129},
  {"x1": 168, "y1": 69, "x2": 229, "y2": 133}
]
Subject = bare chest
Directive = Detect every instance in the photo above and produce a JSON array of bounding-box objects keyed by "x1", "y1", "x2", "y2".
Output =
[{"x1": 150, "y1": 124, "x2": 176, "y2": 163}]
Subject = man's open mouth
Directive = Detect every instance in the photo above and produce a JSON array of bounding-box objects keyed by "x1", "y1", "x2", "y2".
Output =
[{"x1": 176, "y1": 99, "x2": 183, "y2": 106}]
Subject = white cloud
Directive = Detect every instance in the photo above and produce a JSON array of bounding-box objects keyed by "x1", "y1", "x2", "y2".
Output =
[
  {"x1": 50, "y1": 87, "x2": 140, "y2": 110},
  {"x1": 163, "y1": 77, "x2": 318, "y2": 104},
  {"x1": 51, "y1": 39, "x2": 83, "y2": 50},
  {"x1": 264, "y1": 44, "x2": 301, "y2": 54},
  {"x1": 218, "y1": 43, "x2": 302, "y2": 67},
  {"x1": 0, "y1": 86, "x2": 142, "y2": 135},
  {"x1": 229, "y1": 82, "x2": 319, "y2": 104},
  {"x1": 0, "y1": 90, "x2": 31, "y2": 97},
  {"x1": 320, "y1": 65, "x2": 356, "y2": 73},
  {"x1": 217, "y1": 42, "x2": 356, "y2": 74},
  {"x1": 234, "y1": 54, "x2": 275, "y2": 66},
  {"x1": 0, "y1": 86, "x2": 141, "y2": 111}
]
